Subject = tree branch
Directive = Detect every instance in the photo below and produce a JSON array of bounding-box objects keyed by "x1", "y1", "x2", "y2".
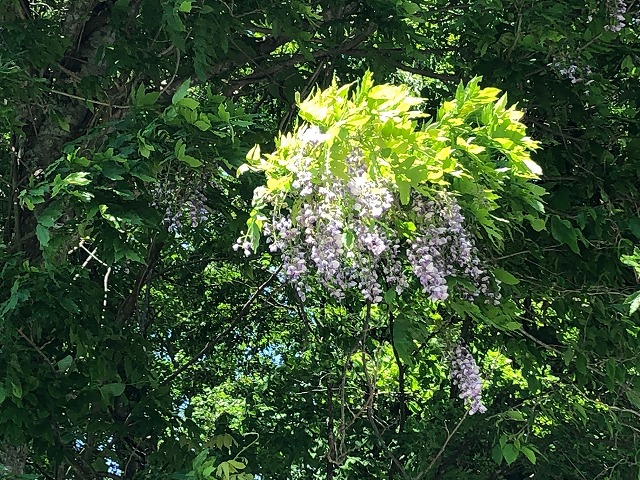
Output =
[
  {"x1": 48, "y1": 88, "x2": 129, "y2": 109},
  {"x1": 347, "y1": 50, "x2": 458, "y2": 82},
  {"x1": 227, "y1": 23, "x2": 377, "y2": 91},
  {"x1": 17, "y1": 328, "x2": 56, "y2": 372},
  {"x1": 117, "y1": 237, "x2": 164, "y2": 326},
  {"x1": 160, "y1": 266, "x2": 282, "y2": 385}
]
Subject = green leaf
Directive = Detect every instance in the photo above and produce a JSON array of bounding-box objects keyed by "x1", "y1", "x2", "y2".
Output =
[
  {"x1": 23, "y1": 196, "x2": 35, "y2": 210},
  {"x1": 550, "y1": 215, "x2": 580, "y2": 254},
  {"x1": 179, "y1": 155, "x2": 203, "y2": 167},
  {"x1": 217, "y1": 461, "x2": 230, "y2": 480},
  {"x1": 625, "y1": 290, "x2": 640, "y2": 315},
  {"x1": 63, "y1": 172, "x2": 91, "y2": 186},
  {"x1": 134, "y1": 83, "x2": 145, "y2": 104},
  {"x1": 172, "y1": 79, "x2": 191, "y2": 104},
  {"x1": 178, "y1": 97, "x2": 199, "y2": 110},
  {"x1": 101, "y1": 162, "x2": 125, "y2": 180},
  {"x1": 502, "y1": 443, "x2": 519, "y2": 465},
  {"x1": 621, "y1": 249, "x2": 640, "y2": 270},
  {"x1": 202, "y1": 465, "x2": 215, "y2": 477},
  {"x1": 139, "y1": 91, "x2": 160, "y2": 106},
  {"x1": 36, "y1": 224, "x2": 50, "y2": 247},
  {"x1": 563, "y1": 347, "x2": 574, "y2": 366},
  {"x1": 0, "y1": 386, "x2": 6, "y2": 404},
  {"x1": 56, "y1": 115, "x2": 70, "y2": 132},
  {"x1": 178, "y1": 0, "x2": 192, "y2": 12},
  {"x1": 520, "y1": 446, "x2": 536, "y2": 464},
  {"x1": 194, "y1": 119, "x2": 211, "y2": 131},
  {"x1": 403, "y1": 2, "x2": 420, "y2": 15},
  {"x1": 626, "y1": 389, "x2": 640, "y2": 409},
  {"x1": 493, "y1": 268, "x2": 519, "y2": 285},
  {"x1": 392, "y1": 315, "x2": 417, "y2": 364},
  {"x1": 174, "y1": 139, "x2": 202, "y2": 167},
  {"x1": 37, "y1": 204, "x2": 60, "y2": 227},
  {"x1": 526, "y1": 215, "x2": 546, "y2": 232},
  {"x1": 101, "y1": 383, "x2": 126, "y2": 397},
  {"x1": 57, "y1": 355, "x2": 73, "y2": 372},
  {"x1": 573, "y1": 403, "x2": 587, "y2": 424},
  {"x1": 228, "y1": 460, "x2": 245, "y2": 470},
  {"x1": 384, "y1": 288, "x2": 396, "y2": 305},
  {"x1": 218, "y1": 103, "x2": 231, "y2": 122},
  {"x1": 192, "y1": 449, "x2": 209, "y2": 467},
  {"x1": 397, "y1": 179, "x2": 410, "y2": 205},
  {"x1": 506, "y1": 410, "x2": 526, "y2": 421},
  {"x1": 12, "y1": 382, "x2": 23, "y2": 399},
  {"x1": 491, "y1": 443, "x2": 503, "y2": 465}
]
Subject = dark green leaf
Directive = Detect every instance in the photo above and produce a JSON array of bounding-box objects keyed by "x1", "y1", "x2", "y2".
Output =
[
  {"x1": 550, "y1": 215, "x2": 580, "y2": 254},
  {"x1": 502, "y1": 443, "x2": 519, "y2": 465}
]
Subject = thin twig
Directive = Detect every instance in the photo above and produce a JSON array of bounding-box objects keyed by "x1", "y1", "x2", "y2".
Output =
[
  {"x1": 49, "y1": 88, "x2": 129, "y2": 109},
  {"x1": 160, "y1": 266, "x2": 282, "y2": 385},
  {"x1": 417, "y1": 412, "x2": 468, "y2": 479},
  {"x1": 17, "y1": 328, "x2": 56, "y2": 371}
]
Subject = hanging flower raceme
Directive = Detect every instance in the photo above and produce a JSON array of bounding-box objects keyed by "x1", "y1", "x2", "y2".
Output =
[
  {"x1": 255, "y1": 148, "x2": 403, "y2": 303},
  {"x1": 235, "y1": 73, "x2": 543, "y2": 305},
  {"x1": 449, "y1": 342, "x2": 487, "y2": 415},
  {"x1": 152, "y1": 174, "x2": 209, "y2": 233}
]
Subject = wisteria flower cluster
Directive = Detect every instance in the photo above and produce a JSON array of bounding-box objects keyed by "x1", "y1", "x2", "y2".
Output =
[
  {"x1": 449, "y1": 342, "x2": 487, "y2": 415},
  {"x1": 152, "y1": 176, "x2": 208, "y2": 233},
  {"x1": 407, "y1": 196, "x2": 501, "y2": 303},
  {"x1": 235, "y1": 131, "x2": 498, "y2": 304},
  {"x1": 251, "y1": 145, "x2": 406, "y2": 303},
  {"x1": 235, "y1": 74, "x2": 542, "y2": 306},
  {"x1": 605, "y1": 0, "x2": 627, "y2": 32},
  {"x1": 551, "y1": 60, "x2": 592, "y2": 84}
]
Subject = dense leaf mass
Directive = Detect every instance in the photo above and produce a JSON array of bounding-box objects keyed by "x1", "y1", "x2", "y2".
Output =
[{"x1": 0, "y1": 1, "x2": 639, "y2": 480}]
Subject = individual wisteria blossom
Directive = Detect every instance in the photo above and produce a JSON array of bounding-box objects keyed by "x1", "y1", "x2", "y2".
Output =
[{"x1": 449, "y1": 342, "x2": 487, "y2": 415}]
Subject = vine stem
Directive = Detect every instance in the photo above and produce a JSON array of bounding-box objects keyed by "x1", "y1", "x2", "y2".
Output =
[
  {"x1": 362, "y1": 302, "x2": 411, "y2": 480},
  {"x1": 417, "y1": 412, "x2": 468, "y2": 479}
]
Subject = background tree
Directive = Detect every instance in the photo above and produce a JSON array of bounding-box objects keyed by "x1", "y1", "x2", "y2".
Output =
[{"x1": 0, "y1": 1, "x2": 639, "y2": 479}]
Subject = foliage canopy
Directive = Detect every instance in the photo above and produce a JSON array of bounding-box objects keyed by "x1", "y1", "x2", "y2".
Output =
[{"x1": 0, "y1": 1, "x2": 639, "y2": 479}]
